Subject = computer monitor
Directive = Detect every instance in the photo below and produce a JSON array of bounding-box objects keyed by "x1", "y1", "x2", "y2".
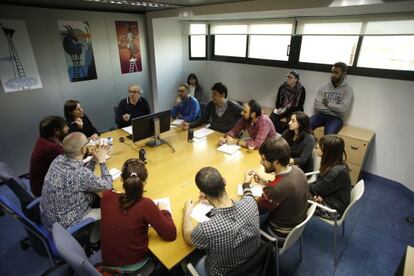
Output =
[{"x1": 131, "y1": 110, "x2": 171, "y2": 147}]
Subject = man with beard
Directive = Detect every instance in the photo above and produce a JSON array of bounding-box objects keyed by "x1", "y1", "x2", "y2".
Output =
[
  {"x1": 219, "y1": 99, "x2": 277, "y2": 149},
  {"x1": 171, "y1": 83, "x2": 201, "y2": 123},
  {"x1": 243, "y1": 137, "x2": 308, "y2": 244},
  {"x1": 30, "y1": 116, "x2": 69, "y2": 197},
  {"x1": 310, "y1": 62, "x2": 354, "y2": 134}
]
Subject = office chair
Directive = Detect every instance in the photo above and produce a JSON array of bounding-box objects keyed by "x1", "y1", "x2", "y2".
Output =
[
  {"x1": 309, "y1": 179, "x2": 365, "y2": 266},
  {"x1": 0, "y1": 194, "x2": 96, "y2": 275},
  {"x1": 261, "y1": 202, "x2": 317, "y2": 276}
]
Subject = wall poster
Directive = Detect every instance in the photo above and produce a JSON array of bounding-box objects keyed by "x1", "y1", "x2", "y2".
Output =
[{"x1": 115, "y1": 21, "x2": 142, "y2": 74}]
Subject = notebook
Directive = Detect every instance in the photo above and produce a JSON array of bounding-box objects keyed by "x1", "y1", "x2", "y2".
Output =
[
  {"x1": 153, "y1": 197, "x2": 172, "y2": 213},
  {"x1": 171, "y1": 119, "x2": 184, "y2": 126},
  {"x1": 237, "y1": 183, "x2": 264, "y2": 197},
  {"x1": 194, "y1": 128, "x2": 214, "y2": 139},
  {"x1": 190, "y1": 201, "x2": 213, "y2": 223}
]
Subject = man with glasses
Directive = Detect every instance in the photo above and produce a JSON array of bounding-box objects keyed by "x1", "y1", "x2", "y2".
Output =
[
  {"x1": 40, "y1": 132, "x2": 112, "y2": 231},
  {"x1": 310, "y1": 62, "x2": 354, "y2": 134},
  {"x1": 115, "y1": 84, "x2": 151, "y2": 128},
  {"x1": 171, "y1": 83, "x2": 201, "y2": 123}
]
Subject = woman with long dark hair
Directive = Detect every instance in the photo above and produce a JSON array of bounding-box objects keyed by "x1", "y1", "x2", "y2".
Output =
[
  {"x1": 282, "y1": 111, "x2": 315, "y2": 173},
  {"x1": 309, "y1": 135, "x2": 351, "y2": 219},
  {"x1": 100, "y1": 159, "x2": 176, "y2": 273},
  {"x1": 270, "y1": 70, "x2": 306, "y2": 133},
  {"x1": 64, "y1": 99, "x2": 99, "y2": 139},
  {"x1": 187, "y1": 73, "x2": 205, "y2": 102}
]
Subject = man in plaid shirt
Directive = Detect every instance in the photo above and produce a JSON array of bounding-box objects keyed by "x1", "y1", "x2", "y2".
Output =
[
  {"x1": 182, "y1": 167, "x2": 260, "y2": 276},
  {"x1": 219, "y1": 99, "x2": 277, "y2": 149}
]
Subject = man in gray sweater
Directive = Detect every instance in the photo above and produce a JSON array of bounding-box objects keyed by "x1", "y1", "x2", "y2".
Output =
[
  {"x1": 310, "y1": 62, "x2": 354, "y2": 134},
  {"x1": 182, "y1": 82, "x2": 242, "y2": 133}
]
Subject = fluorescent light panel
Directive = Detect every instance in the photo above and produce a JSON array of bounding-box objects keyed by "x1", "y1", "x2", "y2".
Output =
[{"x1": 83, "y1": 0, "x2": 180, "y2": 8}]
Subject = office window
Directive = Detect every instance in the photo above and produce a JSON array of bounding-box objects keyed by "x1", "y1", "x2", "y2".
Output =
[
  {"x1": 189, "y1": 23, "x2": 207, "y2": 59},
  {"x1": 357, "y1": 20, "x2": 414, "y2": 71},
  {"x1": 299, "y1": 36, "x2": 358, "y2": 65},
  {"x1": 248, "y1": 23, "x2": 293, "y2": 61},
  {"x1": 212, "y1": 24, "x2": 248, "y2": 57}
]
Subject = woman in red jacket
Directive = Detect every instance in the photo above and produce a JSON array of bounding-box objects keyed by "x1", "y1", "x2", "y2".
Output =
[{"x1": 100, "y1": 158, "x2": 177, "y2": 273}]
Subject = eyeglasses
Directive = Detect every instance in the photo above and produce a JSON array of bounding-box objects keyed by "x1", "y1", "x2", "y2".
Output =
[{"x1": 128, "y1": 90, "x2": 140, "y2": 93}]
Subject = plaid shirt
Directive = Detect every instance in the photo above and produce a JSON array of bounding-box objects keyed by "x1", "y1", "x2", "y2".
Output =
[
  {"x1": 191, "y1": 194, "x2": 261, "y2": 276},
  {"x1": 40, "y1": 154, "x2": 112, "y2": 230},
  {"x1": 226, "y1": 114, "x2": 277, "y2": 149}
]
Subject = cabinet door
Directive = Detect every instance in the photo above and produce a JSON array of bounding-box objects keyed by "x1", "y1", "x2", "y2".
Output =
[
  {"x1": 342, "y1": 136, "x2": 368, "y2": 166},
  {"x1": 347, "y1": 162, "x2": 361, "y2": 185}
]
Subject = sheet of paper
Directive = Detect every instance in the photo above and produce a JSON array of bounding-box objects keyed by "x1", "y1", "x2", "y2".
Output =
[
  {"x1": 194, "y1": 127, "x2": 214, "y2": 139},
  {"x1": 237, "y1": 184, "x2": 264, "y2": 197},
  {"x1": 171, "y1": 119, "x2": 184, "y2": 126},
  {"x1": 109, "y1": 168, "x2": 121, "y2": 180},
  {"x1": 190, "y1": 201, "x2": 213, "y2": 223},
  {"x1": 217, "y1": 144, "x2": 241, "y2": 155},
  {"x1": 82, "y1": 154, "x2": 110, "y2": 164},
  {"x1": 122, "y1": 126, "x2": 133, "y2": 134},
  {"x1": 153, "y1": 197, "x2": 172, "y2": 213}
]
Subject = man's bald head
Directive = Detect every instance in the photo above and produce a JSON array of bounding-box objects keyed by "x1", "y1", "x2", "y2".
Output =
[{"x1": 63, "y1": 132, "x2": 88, "y2": 158}]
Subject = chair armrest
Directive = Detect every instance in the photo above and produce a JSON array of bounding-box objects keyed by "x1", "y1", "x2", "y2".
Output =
[
  {"x1": 187, "y1": 263, "x2": 200, "y2": 276},
  {"x1": 26, "y1": 198, "x2": 40, "y2": 210},
  {"x1": 260, "y1": 229, "x2": 277, "y2": 243},
  {"x1": 305, "y1": 171, "x2": 320, "y2": 177},
  {"x1": 307, "y1": 200, "x2": 337, "y2": 214},
  {"x1": 67, "y1": 217, "x2": 96, "y2": 235}
]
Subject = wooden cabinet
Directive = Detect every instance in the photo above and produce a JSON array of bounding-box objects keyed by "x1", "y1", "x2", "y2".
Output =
[{"x1": 314, "y1": 126, "x2": 375, "y2": 185}]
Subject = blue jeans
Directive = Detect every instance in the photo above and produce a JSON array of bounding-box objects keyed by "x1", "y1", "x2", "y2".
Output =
[
  {"x1": 310, "y1": 113, "x2": 343, "y2": 134},
  {"x1": 194, "y1": 255, "x2": 207, "y2": 276}
]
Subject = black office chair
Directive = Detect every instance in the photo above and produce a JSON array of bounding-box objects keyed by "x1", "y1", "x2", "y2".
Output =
[{"x1": 199, "y1": 102, "x2": 208, "y2": 118}]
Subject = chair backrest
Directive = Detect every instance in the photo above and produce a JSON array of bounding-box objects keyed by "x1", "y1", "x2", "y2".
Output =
[
  {"x1": 307, "y1": 150, "x2": 321, "y2": 184},
  {"x1": 0, "y1": 162, "x2": 35, "y2": 206},
  {"x1": 338, "y1": 179, "x2": 365, "y2": 225},
  {"x1": 52, "y1": 222, "x2": 101, "y2": 276},
  {"x1": 199, "y1": 102, "x2": 208, "y2": 117},
  {"x1": 279, "y1": 202, "x2": 317, "y2": 255},
  {"x1": 0, "y1": 194, "x2": 57, "y2": 258}
]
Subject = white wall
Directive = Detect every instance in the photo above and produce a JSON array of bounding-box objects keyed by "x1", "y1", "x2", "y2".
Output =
[
  {"x1": 149, "y1": 18, "x2": 184, "y2": 112},
  {"x1": 182, "y1": 59, "x2": 414, "y2": 191}
]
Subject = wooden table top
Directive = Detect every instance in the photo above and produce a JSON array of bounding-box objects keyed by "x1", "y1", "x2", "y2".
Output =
[{"x1": 100, "y1": 127, "x2": 270, "y2": 269}]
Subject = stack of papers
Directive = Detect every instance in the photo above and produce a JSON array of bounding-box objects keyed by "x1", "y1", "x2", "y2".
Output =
[
  {"x1": 122, "y1": 126, "x2": 133, "y2": 135},
  {"x1": 217, "y1": 144, "x2": 241, "y2": 155},
  {"x1": 171, "y1": 119, "x2": 184, "y2": 126},
  {"x1": 190, "y1": 201, "x2": 213, "y2": 223},
  {"x1": 194, "y1": 128, "x2": 214, "y2": 139},
  {"x1": 237, "y1": 184, "x2": 264, "y2": 197},
  {"x1": 153, "y1": 197, "x2": 172, "y2": 213},
  {"x1": 109, "y1": 168, "x2": 122, "y2": 180}
]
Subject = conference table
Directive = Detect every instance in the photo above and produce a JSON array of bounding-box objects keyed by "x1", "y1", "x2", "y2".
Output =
[{"x1": 99, "y1": 127, "x2": 272, "y2": 269}]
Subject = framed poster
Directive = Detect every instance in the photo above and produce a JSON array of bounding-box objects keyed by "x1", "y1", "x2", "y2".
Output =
[{"x1": 115, "y1": 21, "x2": 142, "y2": 74}]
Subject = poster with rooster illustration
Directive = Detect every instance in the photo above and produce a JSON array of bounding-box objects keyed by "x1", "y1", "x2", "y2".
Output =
[
  {"x1": 115, "y1": 21, "x2": 142, "y2": 74},
  {"x1": 58, "y1": 20, "x2": 97, "y2": 82},
  {"x1": 0, "y1": 19, "x2": 42, "y2": 93}
]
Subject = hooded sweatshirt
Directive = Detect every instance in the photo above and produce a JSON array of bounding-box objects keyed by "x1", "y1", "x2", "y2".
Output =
[{"x1": 314, "y1": 78, "x2": 353, "y2": 119}]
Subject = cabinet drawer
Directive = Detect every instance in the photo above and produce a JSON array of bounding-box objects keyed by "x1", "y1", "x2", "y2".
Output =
[
  {"x1": 347, "y1": 162, "x2": 361, "y2": 185},
  {"x1": 342, "y1": 137, "x2": 368, "y2": 165}
]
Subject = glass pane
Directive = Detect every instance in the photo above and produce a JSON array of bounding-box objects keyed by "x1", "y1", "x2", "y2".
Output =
[
  {"x1": 357, "y1": 36, "x2": 414, "y2": 71},
  {"x1": 190, "y1": 35, "x2": 206, "y2": 58},
  {"x1": 249, "y1": 24, "x2": 293, "y2": 34},
  {"x1": 365, "y1": 20, "x2": 414, "y2": 35},
  {"x1": 301, "y1": 22, "x2": 362, "y2": 34},
  {"x1": 211, "y1": 25, "x2": 248, "y2": 34},
  {"x1": 248, "y1": 35, "x2": 291, "y2": 61},
  {"x1": 190, "y1": 23, "x2": 206, "y2": 35},
  {"x1": 299, "y1": 35, "x2": 358, "y2": 65},
  {"x1": 214, "y1": 35, "x2": 247, "y2": 57}
]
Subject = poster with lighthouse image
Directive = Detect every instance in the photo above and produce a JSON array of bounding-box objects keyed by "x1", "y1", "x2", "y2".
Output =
[
  {"x1": 0, "y1": 19, "x2": 42, "y2": 93},
  {"x1": 58, "y1": 20, "x2": 97, "y2": 82}
]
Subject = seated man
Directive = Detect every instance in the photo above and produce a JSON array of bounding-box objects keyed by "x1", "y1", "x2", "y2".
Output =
[
  {"x1": 219, "y1": 99, "x2": 277, "y2": 149},
  {"x1": 310, "y1": 62, "x2": 354, "y2": 134},
  {"x1": 171, "y1": 83, "x2": 201, "y2": 123},
  {"x1": 183, "y1": 167, "x2": 260, "y2": 276},
  {"x1": 244, "y1": 137, "x2": 308, "y2": 241},
  {"x1": 40, "y1": 132, "x2": 113, "y2": 231},
  {"x1": 115, "y1": 84, "x2": 151, "y2": 128},
  {"x1": 30, "y1": 116, "x2": 69, "y2": 197},
  {"x1": 182, "y1": 82, "x2": 242, "y2": 133}
]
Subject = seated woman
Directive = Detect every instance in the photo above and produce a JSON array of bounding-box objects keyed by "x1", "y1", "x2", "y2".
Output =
[
  {"x1": 270, "y1": 70, "x2": 306, "y2": 133},
  {"x1": 64, "y1": 100, "x2": 99, "y2": 139},
  {"x1": 187, "y1": 73, "x2": 205, "y2": 102},
  {"x1": 282, "y1": 111, "x2": 315, "y2": 173},
  {"x1": 100, "y1": 158, "x2": 177, "y2": 274},
  {"x1": 309, "y1": 135, "x2": 351, "y2": 219}
]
